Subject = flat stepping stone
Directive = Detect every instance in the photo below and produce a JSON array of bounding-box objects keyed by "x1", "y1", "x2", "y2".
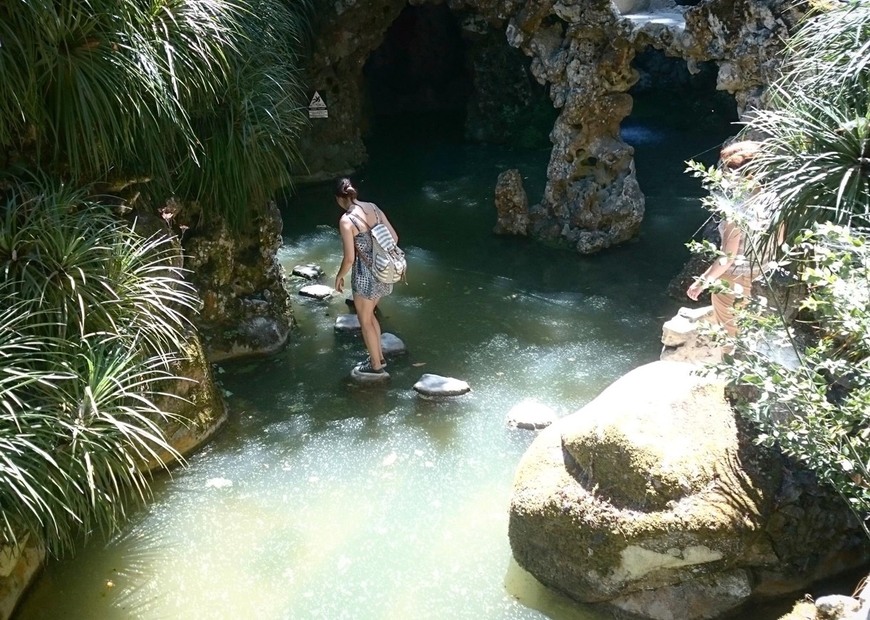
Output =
[
  {"x1": 506, "y1": 399, "x2": 557, "y2": 430},
  {"x1": 413, "y1": 374, "x2": 470, "y2": 398},
  {"x1": 381, "y1": 333, "x2": 406, "y2": 356},
  {"x1": 335, "y1": 314, "x2": 361, "y2": 332},
  {"x1": 351, "y1": 366, "x2": 390, "y2": 382},
  {"x1": 292, "y1": 263, "x2": 324, "y2": 279},
  {"x1": 299, "y1": 284, "x2": 333, "y2": 299}
]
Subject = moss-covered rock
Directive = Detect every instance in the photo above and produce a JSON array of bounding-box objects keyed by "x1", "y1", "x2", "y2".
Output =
[
  {"x1": 180, "y1": 201, "x2": 294, "y2": 361},
  {"x1": 146, "y1": 330, "x2": 228, "y2": 470},
  {"x1": 509, "y1": 361, "x2": 869, "y2": 620}
]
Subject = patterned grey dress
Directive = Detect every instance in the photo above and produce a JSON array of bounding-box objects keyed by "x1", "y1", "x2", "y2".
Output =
[{"x1": 348, "y1": 214, "x2": 393, "y2": 300}]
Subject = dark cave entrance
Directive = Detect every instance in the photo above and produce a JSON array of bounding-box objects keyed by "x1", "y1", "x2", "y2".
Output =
[
  {"x1": 625, "y1": 48, "x2": 739, "y2": 139},
  {"x1": 620, "y1": 47, "x2": 740, "y2": 182},
  {"x1": 362, "y1": 4, "x2": 471, "y2": 141},
  {"x1": 362, "y1": 3, "x2": 556, "y2": 149}
]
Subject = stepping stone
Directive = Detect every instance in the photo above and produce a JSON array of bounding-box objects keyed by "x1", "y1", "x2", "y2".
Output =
[
  {"x1": 292, "y1": 263, "x2": 324, "y2": 279},
  {"x1": 351, "y1": 366, "x2": 390, "y2": 382},
  {"x1": 299, "y1": 284, "x2": 333, "y2": 299},
  {"x1": 381, "y1": 333, "x2": 406, "y2": 356},
  {"x1": 345, "y1": 297, "x2": 383, "y2": 318},
  {"x1": 335, "y1": 314, "x2": 361, "y2": 332},
  {"x1": 506, "y1": 399, "x2": 557, "y2": 430},
  {"x1": 413, "y1": 374, "x2": 470, "y2": 398}
]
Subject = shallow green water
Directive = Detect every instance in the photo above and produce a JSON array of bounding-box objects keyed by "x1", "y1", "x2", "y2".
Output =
[{"x1": 16, "y1": 115, "x2": 800, "y2": 619}]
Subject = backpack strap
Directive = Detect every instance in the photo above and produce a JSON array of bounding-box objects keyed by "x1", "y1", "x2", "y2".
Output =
[{"x1": 345, "y1": 213, "x2": 368, "y2": 233}]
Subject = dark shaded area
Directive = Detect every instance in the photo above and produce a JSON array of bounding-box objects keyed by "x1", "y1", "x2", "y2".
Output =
[
  {"x1": 363, "y1": 4, "x2": 471, "y2": 121},
  {"x1": 628, "y1": 48, "x2": 738, "y2": 134},
  {"x1": 362, "y1": 3, "x2": 554, "y2": 149},
  {"x1": 464, "y1": 32, "x2": 557, "y2": 149}
]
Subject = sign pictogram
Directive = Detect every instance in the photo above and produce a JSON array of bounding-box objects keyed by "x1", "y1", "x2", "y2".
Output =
[{"x1": 308, "y1": 91, "x2": 328, "y2": 119}]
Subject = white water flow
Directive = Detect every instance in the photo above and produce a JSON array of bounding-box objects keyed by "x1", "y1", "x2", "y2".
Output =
[{"x1": 17, "y1": 117, "x2": 791, "y2": 620}]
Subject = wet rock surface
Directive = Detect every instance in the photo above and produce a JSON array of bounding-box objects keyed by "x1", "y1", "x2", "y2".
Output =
[{"x1": 413, "y1": 374, "x2": 471, "y2": 398}]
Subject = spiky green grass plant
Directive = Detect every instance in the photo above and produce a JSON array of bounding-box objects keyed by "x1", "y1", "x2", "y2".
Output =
[
  {"x1": 0, "y1": 181, "x2": 199, "y2": 555},
  {"x1": 0, "y1": 0, "x2": 311, "y2": 555},
  {"x1": 0, "y1": 0, "x2": 310, "y2": 227},
  {"x1": 739, "y1": 1, "x2": 870, "y2": 243},
  {"x1": 687, "y1": 1, "x2": 870, "y2": 534}
]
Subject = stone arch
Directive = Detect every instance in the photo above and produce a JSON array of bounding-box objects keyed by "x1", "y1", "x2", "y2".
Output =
[{"x1": 297, "y1": 0, "x2": 794, "y2": 253}]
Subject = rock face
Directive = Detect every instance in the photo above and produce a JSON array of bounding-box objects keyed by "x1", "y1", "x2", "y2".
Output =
[
  {"x1": 299, "y1": 0, "x2": 796, "y2": 253},
  {"x1": 147, "y1": 332, "x2": 228, "y2": 470},
  {"x1": 181, "y1": 201, "x2": 293, "y2": 361},
  {"x1": 0, "y1": 539, "x2": 43, "y2": 620},
  {"x1": 494, "y1": 168, "x2": 530, "y2": 235},
  {"x1": 509, "y1": 361, "x2": 869, "y2": 620}
]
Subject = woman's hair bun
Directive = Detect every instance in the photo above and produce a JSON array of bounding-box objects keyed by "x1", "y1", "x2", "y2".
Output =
[{"x1": 335, "y1": 177, "x2": 358, "y2": 199}]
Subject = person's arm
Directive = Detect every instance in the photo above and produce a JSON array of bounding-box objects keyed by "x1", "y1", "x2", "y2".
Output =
[
  {"x1": 686, "y1": 221, "x2": 742, "y2": 301},
  {"x1": 334, "y1": 216, "x2": 356, "y2": 292}
]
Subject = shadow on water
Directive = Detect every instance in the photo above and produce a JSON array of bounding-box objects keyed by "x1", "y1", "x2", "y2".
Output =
[{"x1": 14, "y1": 111, "x2": 822, "y2": 620}]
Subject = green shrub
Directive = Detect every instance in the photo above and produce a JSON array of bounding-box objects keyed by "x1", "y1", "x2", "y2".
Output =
[{"x1": 0, "y1": 181, "x2": 198, "y2": 554}]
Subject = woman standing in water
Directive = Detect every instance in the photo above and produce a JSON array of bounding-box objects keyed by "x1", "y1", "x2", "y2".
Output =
[
  {"x1": 334, "y1": 178, "x2": 399, "y2": 377},
  {"x1": 686, "y1": 140, "x2": 763, "y2": 337}
]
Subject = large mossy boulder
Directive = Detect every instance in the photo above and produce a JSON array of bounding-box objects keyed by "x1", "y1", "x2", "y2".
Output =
[{"x1": 509, "y1": 361, "x2": 869, "y2": 620}]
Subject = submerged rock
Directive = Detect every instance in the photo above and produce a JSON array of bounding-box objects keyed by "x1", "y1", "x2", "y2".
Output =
[
  {"x1": 335, "y1": 314, "x2": 361, "y2": 331},
  {"x1": 494, "y1": 169, "x2": 529, "y2": 236},
  {"x1": 509, "y1": 361, "x2": 869, "y2": 620},
  {"x1": 506, "y1": 399, "x2": 557, "y2": 430},
  {"x1": 413, "y1": 374, "x2": 471, "y2": 398}
]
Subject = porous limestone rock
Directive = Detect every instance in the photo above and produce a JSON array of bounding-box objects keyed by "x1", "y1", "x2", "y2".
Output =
[
  {"x1": 494, "y1": 168, "x2": 530, "y2": 235},
  {"x1": 509, "y1": 361, "x2": 869, "y2": 620},
  {"x1": 180, "y1": 200, "x2": 293, "y2": 361}
]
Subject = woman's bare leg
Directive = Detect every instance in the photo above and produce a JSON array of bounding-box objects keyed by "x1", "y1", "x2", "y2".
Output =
[{"x1": 354, "y1": 294, "x2": 385, "y2": 370}]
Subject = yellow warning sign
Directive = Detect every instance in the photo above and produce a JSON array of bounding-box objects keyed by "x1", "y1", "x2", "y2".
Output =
[{"x1": 308, "y1": 91, "x2": 327, "y2": 119}]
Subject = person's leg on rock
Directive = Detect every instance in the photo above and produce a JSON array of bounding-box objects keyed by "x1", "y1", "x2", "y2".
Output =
[{"x1": 354, "y1": 294, "x2": 386, "y2": 372}]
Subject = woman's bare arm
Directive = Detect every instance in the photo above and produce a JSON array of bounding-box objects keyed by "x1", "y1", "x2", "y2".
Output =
[
  {"x1": 686, "y1": 221, "x2": 742, "y2": 300},
  {"x1": 334, "y1": 216, "x2": 356, "y2": 292}
]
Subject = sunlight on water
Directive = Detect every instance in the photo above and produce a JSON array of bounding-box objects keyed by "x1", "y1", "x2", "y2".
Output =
[{"x1": 15, "y1": 117, "x2": 748, "y2": 620}]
